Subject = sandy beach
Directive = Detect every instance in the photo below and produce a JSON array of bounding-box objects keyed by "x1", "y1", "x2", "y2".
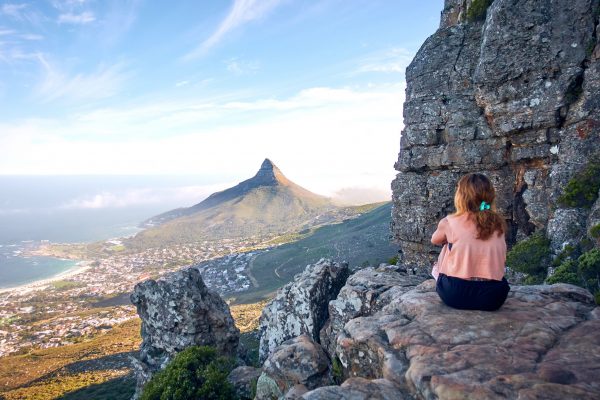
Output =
[{"x1": 0, "y1": 261, "x2": 92, "y2": 295}]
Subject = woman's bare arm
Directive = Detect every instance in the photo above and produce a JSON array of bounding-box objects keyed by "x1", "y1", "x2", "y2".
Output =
[{"x1": 431, "y1": 218, "x2": 448, "y2": 245}]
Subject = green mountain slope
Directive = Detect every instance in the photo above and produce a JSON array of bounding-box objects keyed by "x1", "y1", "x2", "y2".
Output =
[{"x1": 230, "y1": 202, "x2": 398, "y2": 303}]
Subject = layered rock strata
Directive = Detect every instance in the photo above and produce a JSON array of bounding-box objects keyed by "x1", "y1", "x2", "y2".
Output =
[
  {"x1": 392, "y1": 0, "x2": 600, "y2": 268},
  {"x1": 130, "y1": 267, "x2": 239, "y2": 398},
  {"x1": 258, "y1": 258, "x2": 350, "y2": 363}
]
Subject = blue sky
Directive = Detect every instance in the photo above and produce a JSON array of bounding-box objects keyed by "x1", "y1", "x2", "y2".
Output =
[{"x1": 0, "y1": 0, "x2": 442, "y2": 199}]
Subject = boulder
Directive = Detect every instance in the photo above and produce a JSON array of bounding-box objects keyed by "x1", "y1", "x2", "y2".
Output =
[
  {"x1": 302, "y1": 377, "x2": 411, "y2": 400},
  {"x1": 228, "y1": 366, "x2": 261, "y2": 400},
  {"x1": 258, "y1": 258, "x2": 350, "y2": 362},
  {"x1": 130, "y1": 267, "x2": 239, "y2": 398},
  {"x1": 320, "y1": 265, "x2": 427, "y2": 358},
  {"x1": 256, "y1": 335, "x2": 332, "y2": 400}
]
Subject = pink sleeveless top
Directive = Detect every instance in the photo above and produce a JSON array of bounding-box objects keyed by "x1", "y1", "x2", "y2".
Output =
[{"x1": 431, "y1": 213, "x2": 506, "y2": 281}]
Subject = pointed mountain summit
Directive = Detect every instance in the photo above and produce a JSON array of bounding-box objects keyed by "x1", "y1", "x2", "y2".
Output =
[{"x1": 131, "y1": 159, "x2": 337, "y2": 248}]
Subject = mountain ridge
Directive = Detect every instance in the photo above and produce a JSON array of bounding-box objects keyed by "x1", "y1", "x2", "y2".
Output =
[{"x1": 128, "y1": 159, "x2": 353, "y2": 249}]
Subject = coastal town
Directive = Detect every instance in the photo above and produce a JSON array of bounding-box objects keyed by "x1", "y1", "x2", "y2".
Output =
[{"x1": 0, "y1": 237, "x2": 266, "y2": 357}]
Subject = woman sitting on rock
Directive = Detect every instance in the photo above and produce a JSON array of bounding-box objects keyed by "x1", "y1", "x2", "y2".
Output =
[{"x1": 431, "y1": 173, "x2": 510, "y2": 311}]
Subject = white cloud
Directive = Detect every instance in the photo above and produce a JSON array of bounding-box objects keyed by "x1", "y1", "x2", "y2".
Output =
[
  {"x1": 34, "y1": 55, "x2": 130, "y2": 102},
  {"x1": 0, "y1": 29, "x2": 16, "y2": 36},
  {"x1": 355, "y1": 47, "x2": 414, "y2": 75},
  {"x1": 57, "y1": 11, "x2": 95, "y2": 24},
  {"x1": 0, "y1": 82, "x2": 406, "y2": 195},
  {"x1": 332, "y1": 187, "x2": 391, "y2": 206},
  {"x1": 225, "y1": 57, "x2": 260, "y2": 75},
  {"x1": 1, "y1": 4, "x2": 27, "y2": 19},
  {"x1": 20, "y1": 33, "x2": 43, "y2": 40},
  {"x1": 184, "y1": 0, "x2": 283, "y2": 59},
  {"x1": 60, "y1": 184, "x2": 232, "y2": 210}
]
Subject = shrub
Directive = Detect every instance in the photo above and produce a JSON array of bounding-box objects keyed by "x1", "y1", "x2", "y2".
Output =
[
  {"x1": 590, "y1": 224, "x2": 600, "y2": 239},
  {"x1": 140, "y1": 346, "x2": 237, "y2": 400},
  {"x1": 547, "y1": 259, "x2": 580, "y2": 286},
  {"x1": 577, "y1": 248, "x2": 600, "y2": 291},
  {"x1": 557, "y1": 162, "x2": 600, "y2": 208},
  {"x1": 388, "y1": 255, "x2": 399, "y2": 265},
  {"x1": 506, "y1": 232, "x2": 551, "y2": 280},
  {"x1": 332, "y1": 356, "x2": 344, "y2": 384},
  {"x1": 466, "y1": 0, "x2": 494, "y2": 22}
]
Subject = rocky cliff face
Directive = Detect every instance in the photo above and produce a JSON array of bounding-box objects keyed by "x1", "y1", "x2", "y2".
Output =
[{"x1": 392, "y1": 0, "x2": 600, "y2": 268}]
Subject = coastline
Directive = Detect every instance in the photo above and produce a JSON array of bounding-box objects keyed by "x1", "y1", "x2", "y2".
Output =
[{"x1": 0, "y1": 261, "x2": 92, "y2": 295}]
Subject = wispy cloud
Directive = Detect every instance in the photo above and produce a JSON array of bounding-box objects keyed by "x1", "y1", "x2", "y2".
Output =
[
  {"x1": 60, "y1": 185, "x2": 229, "y2": 209},
  {"x1": 57, "y1": 11, "x2": 95, "y2": 25},
  {"x1": 354, "y1": 47, "x2": 414, "y2": 75},
  {"x1": 225, "y1": 57, "x2": 260, "y2": 75},
  {"x1": 0, "y1": 83, "x2": 405, "y2": 194},
  {"x1": 1, "y1": 3, "x2": 27, "y2": 19},
  {"x1": 19, "y1": 33, "x2": 43, "y2": 40},
  {"x1": 184, "y1": 0, "x2": 283, "y2": 60},
  {"x1": 34, "y1": 55, "x2": 130, "y2": 102}
]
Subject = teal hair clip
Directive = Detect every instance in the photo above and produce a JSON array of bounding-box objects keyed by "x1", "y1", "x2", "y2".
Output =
[{"x1": 479, "y1": 201, "x2": 491, "y2": 211}]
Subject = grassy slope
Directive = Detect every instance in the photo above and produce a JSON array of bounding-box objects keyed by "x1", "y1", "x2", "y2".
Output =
[
  {"x1": 0, "y1": 303, "x2": 265, "y2": 400},
  {"x1": 232, "y1": 202, "x2": 398, "y2": 303}
]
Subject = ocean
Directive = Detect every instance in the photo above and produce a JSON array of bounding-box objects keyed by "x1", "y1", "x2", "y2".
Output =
[{"x1": 0, "y1": 175, "x2": 227, "y2": 288}]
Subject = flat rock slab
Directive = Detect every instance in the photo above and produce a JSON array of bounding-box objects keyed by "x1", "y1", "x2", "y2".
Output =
[{"x1": 308, "y1": 277, "x2": 599, "y2": 399}]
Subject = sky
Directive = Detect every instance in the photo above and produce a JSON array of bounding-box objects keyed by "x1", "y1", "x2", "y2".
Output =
[{"x1": 0, "y1": 0, "x2": 443, "y2": 200}]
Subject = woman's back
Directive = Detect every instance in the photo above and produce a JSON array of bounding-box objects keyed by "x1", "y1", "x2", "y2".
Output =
[{"x1": 439, "y1": 213, "x2": 507, "y2": 281}]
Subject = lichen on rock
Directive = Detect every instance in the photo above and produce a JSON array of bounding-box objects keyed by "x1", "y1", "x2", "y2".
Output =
[
  {"x1": 258, "y1": 258, "x2": 350, "y2": 363},
  {"x1": 130, "y1": 267, "x2": 239, "y2": 398}
]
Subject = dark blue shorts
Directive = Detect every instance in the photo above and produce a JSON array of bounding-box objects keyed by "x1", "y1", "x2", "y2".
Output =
[{"x1": 436, "y1": 273, "x2": 510, "y2": 311}]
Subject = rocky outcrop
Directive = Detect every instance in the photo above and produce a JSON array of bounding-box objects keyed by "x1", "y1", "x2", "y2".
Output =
[
  {"x1": 392, "y1": 0, "x2": 600, "y2": 269},
  {"x1": 320, "y1": 264, "x2": 428, "y2": 357},
  {"x1": 256, "y1": 335, "x2": 332, "y2": 400},
  {"x1": 298, "y1": 269, "x2": 600, "y2": 399},
  {"x1": 258, "y1": 259, "x2": 350, "y2": 363},
  {"x1": 130, "y1": 267, "x2": 239, "y2": 397}
]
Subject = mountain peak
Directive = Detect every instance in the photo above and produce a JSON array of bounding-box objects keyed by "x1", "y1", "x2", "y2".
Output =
[{"x1": 252, "y1": 158, "x2": 290, "y2": 187}]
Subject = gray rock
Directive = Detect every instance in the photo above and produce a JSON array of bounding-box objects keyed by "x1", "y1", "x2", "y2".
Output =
[
  {"x1": 130, "y1": 267, "x2": 239, "y2": 398},
  {"x1": 328, "y1": 280, "x2": 600, "y2": 399},
  {"x1": 392, "y1": 0, "x2": 600, "y2": 269},
  {"x1": 547, "y1": 208, "x2": 588, "y2": 253},
  {"x1": 228, "y1": 366, "x2": 261, "y2": 400},
  {"x1": 320, "y1": 266, "x2": 427, "y2": 359},
  {"x1": 258, "y1": 258, "x2": 350, "y2": 363},
  {"x1": 302, "y1": 378, "x2": 411, "y2": 400},
  {"x1": 257, "y1": 335, "x2": 332, "y2": 399}
]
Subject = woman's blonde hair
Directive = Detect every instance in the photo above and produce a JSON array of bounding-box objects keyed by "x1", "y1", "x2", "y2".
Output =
[{"x1": 454, "y1": 173, "x2": 506, "y2": 240}]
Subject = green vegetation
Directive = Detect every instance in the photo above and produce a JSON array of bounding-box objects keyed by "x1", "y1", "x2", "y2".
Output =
[
  {"x1": 233, "y1": 202, "x2": 398, "y2": 303},
  {"x1": 388, "y1": 255, "x2": 399, "y2": 265},
  {"x1": 332, "y1": 356, "x2": 344, "y2": 384},
  {"x1": 51, "y1": 280, "x2": 84, "y2": 290},
  {"x1": 590, "y1": 223, "x2": 600, "y2": 239},
  {"x1": 557, "y1": 162, "x2": 600, "y2": 208},
  {"x1": 140, "y1": 346, "x2": 237, "y2": 400},
  {"x1": 0, "y1": 319, "x2": 140, "y2": 400},
  {"x1": 506, "y1": 232, "x2": 552, "y2": 284},
  {"x1": 466, "y1": 0, "x2": 494, "y2": 22},
  {"x1": 548, "y1": 248, "x2": 600, "y2": 304}
]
